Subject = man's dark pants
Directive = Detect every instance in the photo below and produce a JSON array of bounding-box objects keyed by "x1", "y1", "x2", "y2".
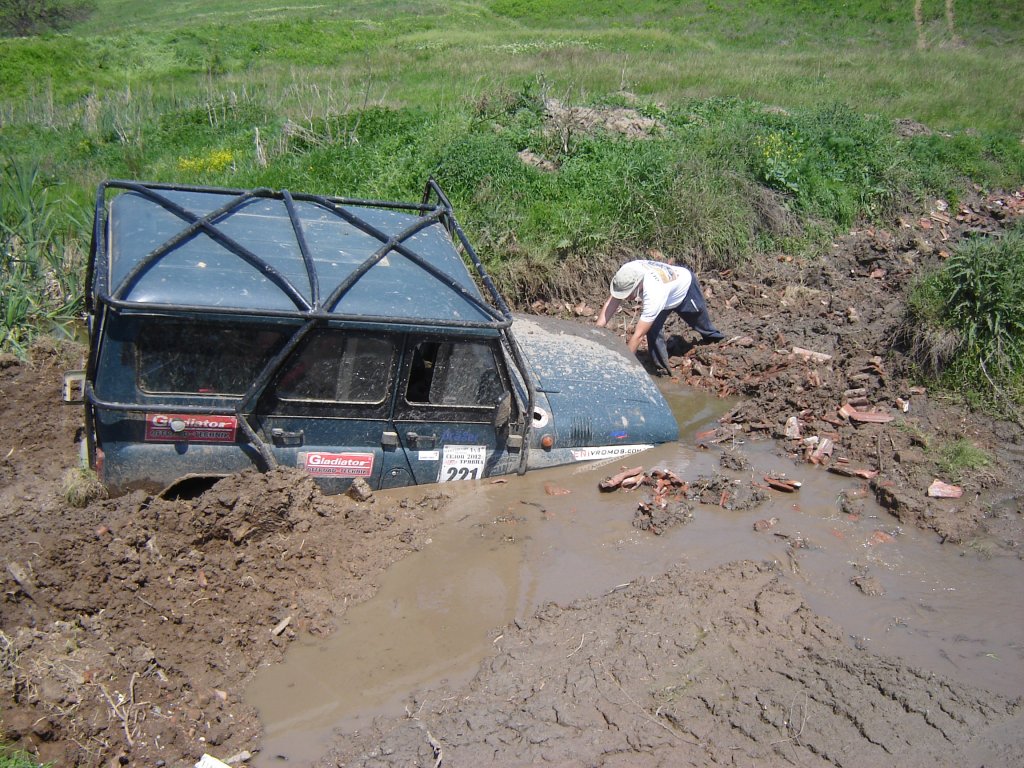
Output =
[{"x1": 645, "y1": 279, "x2": 725, "y2": 372}]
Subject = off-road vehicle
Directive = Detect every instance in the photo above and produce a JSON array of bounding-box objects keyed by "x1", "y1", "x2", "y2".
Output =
[{"x1": 66, "y1": 179, "x2": 678, "y2": 494}]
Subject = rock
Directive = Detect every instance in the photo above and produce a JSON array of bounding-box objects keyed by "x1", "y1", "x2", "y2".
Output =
[
  {"x1": 852, "y1": 575, "x2": 885, "y2": 596},
  {"x1": 784, "y1": 416, "x2": 801, "y2": 439},
  {"x1": 928, "y1": 479, "x2": 963, "y2": 498},
  {"x1": 347, "y1": 478, "x2": 374, "y2": 502}
]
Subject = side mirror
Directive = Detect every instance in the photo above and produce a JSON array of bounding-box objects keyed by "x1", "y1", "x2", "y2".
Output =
[{"x1": 492, "y1": 391, "x2": 512, "y2": 429}]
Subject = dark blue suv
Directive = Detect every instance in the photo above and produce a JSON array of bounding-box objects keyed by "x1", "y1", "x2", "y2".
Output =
[{"x1": 67, "y1": 179, "x2": 678, "y2": 494}]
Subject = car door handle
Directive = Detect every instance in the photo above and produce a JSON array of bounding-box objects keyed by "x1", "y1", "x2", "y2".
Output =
[
  {"x1": 406, "y1": 432, "x2": 436, "y2": 449},
  {"x1": 271, "y1": 428, "x2": 304, "y2": 447}
]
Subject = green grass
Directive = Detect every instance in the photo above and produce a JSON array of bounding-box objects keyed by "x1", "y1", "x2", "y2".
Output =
[
  {"x1": 906, "y1": 223, "x2": 1024, "y2": 416},
  {"x1": 0, "y1": 746, "x2": 46, "y2": 768},
  {"x1": 0, "y1": 0, "x2": 1023, "y2": 361},
  {"x1": 3, "y1": 2, "x2": 1023, "y2": 132},
  {"x1": 935, "y1": 438, "x2": 992, "y2": 484}
]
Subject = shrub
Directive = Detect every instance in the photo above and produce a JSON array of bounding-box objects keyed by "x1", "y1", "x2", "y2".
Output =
[{"x1": 906, "y1": 223, "x2": 1024, "y2": 414}]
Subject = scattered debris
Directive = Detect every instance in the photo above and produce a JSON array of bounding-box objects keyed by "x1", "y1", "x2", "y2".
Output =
[
  {"x1": 720, "y1": 450, "x2": 749, "y2": 471},
  {"x1": 753, "y1": 517, "x2": 779, "y2": 531},
  {"x1": 828, "y1": 465, "x2": 879, "y2": 479},
  {"x1": 774, "y1": 531, "x2": 811, "y2": 549},
  {"x1": 867, "y1": 530, "x2": 894, "y2": 546},
  {"x1": 839, "y1": 403, "x2": 895, "y2": 424},
  {"x1": 598, "y1": 466, "x2": 645, "y2": 492},
  {"x1": 807, "y1": 436, "x2": 835, "y2": 465},
  {"x1": 791, "y1": 347, "x2": 833, "y2": 363},
  {"x1": 762, "y1": 475, "x2": 802, "y2": 493},
  {"x1": 271, "y1": 616, "x2": 292, "y2": 637},
  {"x1": 928, "y1": 479, "x2": 964, "y2": 499}
]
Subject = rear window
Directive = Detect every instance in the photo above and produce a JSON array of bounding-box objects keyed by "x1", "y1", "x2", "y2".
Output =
[
  {"x1": 137, "y1": 322, "x2": 289, "y2": 395},
  {"x1": 275, "y1": 331, "x2": 393, "y2": 404}
]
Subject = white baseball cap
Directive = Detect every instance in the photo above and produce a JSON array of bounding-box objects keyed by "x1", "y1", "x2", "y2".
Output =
[{"x1": 610, "y1": 262, "x2": 645, "y2": 299}]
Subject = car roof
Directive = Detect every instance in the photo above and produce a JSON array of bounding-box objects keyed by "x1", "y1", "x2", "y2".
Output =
[{"x1": 91, "y1": 181, "x2": 509, "y2": 330}]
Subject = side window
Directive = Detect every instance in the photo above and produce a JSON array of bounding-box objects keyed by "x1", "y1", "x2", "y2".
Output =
[
  {"x1": 276, "y1": 332, "x2": 392, "y2": 403},
  {"x1": 406, "y1": 340, "x2": 504, "y2": 407},
  {"x1": 137, "y1": 322, "x2": 288, "y2": 395}
]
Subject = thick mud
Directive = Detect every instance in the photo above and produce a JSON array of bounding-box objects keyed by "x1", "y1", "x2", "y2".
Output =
[
  {"x1": 0, "y1": 189, "x2": 1022, "y2": 767},
  {"x1": 323, "y1": 561, "x2": 1022, "y2": 768}
]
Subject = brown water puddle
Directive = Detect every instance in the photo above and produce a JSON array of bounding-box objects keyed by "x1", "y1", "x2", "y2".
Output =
[{"x1": 247, "y1": 390, "x2": 1024, "y2": 766}]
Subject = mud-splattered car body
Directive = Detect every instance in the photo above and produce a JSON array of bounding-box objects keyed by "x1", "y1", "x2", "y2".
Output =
[{"x1": 69, "y1": 180, "x2": 678, "y2": 494}]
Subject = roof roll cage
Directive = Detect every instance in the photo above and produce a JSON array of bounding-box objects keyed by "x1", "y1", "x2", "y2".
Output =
[
  {"x1": 89, "y1": 178, "x2": 512, "y2": 330},
  {"x1": 85, "y1": 179, "x2": 535, "y2": 475}
]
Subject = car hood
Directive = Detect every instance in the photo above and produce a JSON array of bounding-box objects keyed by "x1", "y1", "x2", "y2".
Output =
[{"x1": 510, "y1": 314, "x2": 679, "y2": 446}]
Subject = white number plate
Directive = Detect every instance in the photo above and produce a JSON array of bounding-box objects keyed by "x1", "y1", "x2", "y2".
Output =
[{"x1": 438, "y1": 445, "x2": 486, "y2": 483}]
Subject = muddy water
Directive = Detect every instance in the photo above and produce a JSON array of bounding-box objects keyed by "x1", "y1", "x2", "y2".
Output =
[{"x1": 247, "y1": 390, "x2": 1024, "y2": 766}]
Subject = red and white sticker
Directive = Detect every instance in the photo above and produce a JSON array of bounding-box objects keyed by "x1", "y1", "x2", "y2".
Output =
[
  {"x1": 301, "y1": 451, "x2": 375, "y2": 478},
  {"x1": 145, "y1": 414, "x2": 238, "y2": 443}
]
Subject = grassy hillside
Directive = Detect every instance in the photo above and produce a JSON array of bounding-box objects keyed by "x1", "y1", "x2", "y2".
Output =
[
  {"x1": 1, "y1": 1, "x2": 1023, "y2": 403},
  {"x1": 2, "y1": 1, "x2": 1020, "y2": 201}
]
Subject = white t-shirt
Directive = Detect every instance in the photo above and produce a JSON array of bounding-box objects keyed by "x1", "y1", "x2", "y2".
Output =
[{"x1": 635, "y1": 261, "x2": 693, "y2": 321}]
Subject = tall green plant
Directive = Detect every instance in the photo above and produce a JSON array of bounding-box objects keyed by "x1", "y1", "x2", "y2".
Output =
[
  {"x1": 945, "y1": 226, "x2": 1024, "y2": 373},
  {"x1": 907, "y1": 224, "x2": 1024, "y2": 414},
  {"x1": 0, "y1": 160, "x2": 85, "y2": 354}
]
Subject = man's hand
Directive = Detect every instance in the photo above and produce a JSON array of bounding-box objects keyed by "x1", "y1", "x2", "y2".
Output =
[{"x1": 628, "y1": 319, "x2": 653, "y2": 353}]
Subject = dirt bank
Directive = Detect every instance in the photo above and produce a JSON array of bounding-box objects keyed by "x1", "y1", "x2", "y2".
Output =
[
  {"x1": 634, "y1": 189, "x2": 1024, "y2": 548},
  {"x1": 0, "y1": 190, "x2": 1022, "y2": 767}
]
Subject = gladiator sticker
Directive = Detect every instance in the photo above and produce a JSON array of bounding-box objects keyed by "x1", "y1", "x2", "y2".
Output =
[
  {"x1": 439, "y1": 445, "x2": 486, "y2": 483},
  {"x1": 145, "y1": 414, "x2": 237, "y2": 443},
  {"x1": 301, "y1": 452, "x2": 375, "y2": 478},
  {"x1": 570, "y1": 444, "x2": 653, "y2": 462}
]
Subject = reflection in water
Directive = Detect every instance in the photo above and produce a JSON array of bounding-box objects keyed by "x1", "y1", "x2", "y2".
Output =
[{"x1": 247, "y1": 388, "x2": 1024, "y2": 766}]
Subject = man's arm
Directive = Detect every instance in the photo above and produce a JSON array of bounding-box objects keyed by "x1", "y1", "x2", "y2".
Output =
[
  {"x1": 595, "y1": 296, "x2": 621, "y2": 327},
  {"x1": 627, "y1": 319, "x2": 653, "y2": 353}
]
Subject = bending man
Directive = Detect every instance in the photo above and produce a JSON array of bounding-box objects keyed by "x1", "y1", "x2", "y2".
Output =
[{"x1": 596, "y1": 259, "x2": 725, "y2": 373}]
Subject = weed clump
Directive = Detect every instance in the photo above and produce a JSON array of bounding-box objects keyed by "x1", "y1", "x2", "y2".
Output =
[
  {"x1": 935, "y1": 439, "x2": 991, "y2": 484},
  {"x1": 906, "y1": 223, "x2": 1024, "y2": 417},
  {"x1": 61, "y1": 466, "x2": 107, "y2": 508}
]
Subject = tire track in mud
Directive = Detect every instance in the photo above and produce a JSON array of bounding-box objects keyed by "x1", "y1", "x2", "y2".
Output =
[{"x1": 323, "y1": 561, "x2": 1021, "y2": 767}]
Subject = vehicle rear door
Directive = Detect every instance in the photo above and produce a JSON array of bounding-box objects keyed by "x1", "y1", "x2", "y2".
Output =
[{"x1": 254, "y1": 328, "x2": 399, "y2": 492}]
